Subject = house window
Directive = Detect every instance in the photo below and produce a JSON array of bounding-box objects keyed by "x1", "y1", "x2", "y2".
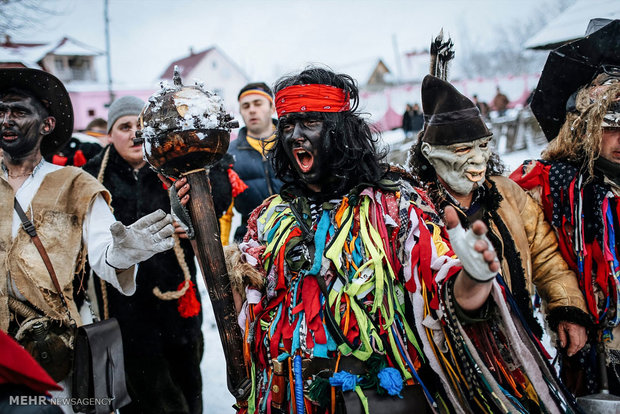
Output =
[
  {"x1": 66, "y1": 56, "x2": 93, "y2": 81},
  {"x1": 88, "y1": 109, "x2": 95, "y2": 116},
  {"x1": 54, "y1": 57, "x2": 65, "y2": 72},
  {"x1": 53, "y1": 55, "x2": 95, "y2": 82}
]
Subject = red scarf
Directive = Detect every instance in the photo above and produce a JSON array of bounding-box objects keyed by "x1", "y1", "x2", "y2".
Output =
[{"x1": 275, "y1": 84, "x2": 350, "y2": 117}]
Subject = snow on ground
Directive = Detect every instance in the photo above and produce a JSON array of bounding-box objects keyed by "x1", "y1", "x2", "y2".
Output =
[
  {"x1": 500, "y1": 143, "x2": 545, "y2": 174},
  {"x1": 198, "y1": 270, "x2": 237, "y2": 412}
]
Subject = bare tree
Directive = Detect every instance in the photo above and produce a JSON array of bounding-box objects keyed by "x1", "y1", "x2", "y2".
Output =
[
  {"x1": 0, "y1": 0, "x2": 64, "y2": 37},
  {"x1": 457, "y1": 0, "x2": 577, "y2": 78}
]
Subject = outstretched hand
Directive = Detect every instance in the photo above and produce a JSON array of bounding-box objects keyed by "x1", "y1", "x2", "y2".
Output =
[
  {"x1": 444, "y1": 205, "x2": 500, "y2": 281},
  {"x1": 445, "y1": 205, "x2": 500, "y2": 312},
  {"x1": 106, "y1": 209, "x2": 175, "y2": 270}
]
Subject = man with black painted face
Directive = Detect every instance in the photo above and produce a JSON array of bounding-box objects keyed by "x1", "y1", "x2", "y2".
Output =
[
  {"x1": 409, "y1": 75, "x2": 589, "y2": 362},
  {"x1": 175, "y1": 67, "x2": 581, "y2": 412},
  {"x1": 0, "y1": 69, "x2": 174, "y2": 405},
  {"x1": 280, "y1": 115, "x2": 326, "y2": 192},
  {"x1": 0, "y1": 92, "x2": 50, "y2": 162},
  {"x1": 270, "y1": 78, "x2": 386, "y2": 200}
]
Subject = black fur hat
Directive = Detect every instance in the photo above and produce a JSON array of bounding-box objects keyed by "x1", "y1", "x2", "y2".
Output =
[
  {"x1": 421, "y1": 75, "x2": 491, "y2": 145},
  {"x1": 531, "y1": 19, "x2": 620, "y2": 141}
]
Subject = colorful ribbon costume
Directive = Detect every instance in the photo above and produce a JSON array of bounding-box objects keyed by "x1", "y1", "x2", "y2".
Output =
[
  {"x1": 235, "y1": 179, "x2": 579, "y2": 413},
  {"x1": 512, "y1": 159, "x2": 620, "y2": 395}
]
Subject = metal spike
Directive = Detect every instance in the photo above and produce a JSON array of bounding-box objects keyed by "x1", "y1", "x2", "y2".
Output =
[{"x1": 173, "y1": 65, "x2": 183, "y2": 87}]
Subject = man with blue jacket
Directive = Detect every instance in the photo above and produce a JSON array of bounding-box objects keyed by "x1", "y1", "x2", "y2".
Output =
[{"x1": 225, "y1": 82, "x2": 282, "y2": 241}]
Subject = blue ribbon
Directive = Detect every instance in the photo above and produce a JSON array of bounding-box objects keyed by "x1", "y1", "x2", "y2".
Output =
[
  {"x1": 307, "y1": 210, "x2": 331, "y2": 276},
  {"x1": 294, "y1": 354, "x2": 304, "y2": 414}
]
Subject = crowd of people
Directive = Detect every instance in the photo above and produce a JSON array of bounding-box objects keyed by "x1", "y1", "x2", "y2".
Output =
[{"x1": 1, "y1": 17, "x2": 618, "y2": 414}]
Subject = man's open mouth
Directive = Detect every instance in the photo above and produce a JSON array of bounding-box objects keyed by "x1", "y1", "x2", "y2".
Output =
[
  {"x1": 465, "y1": 169, "x2": 485, "y2": 182},
  {"x1": 1, "y1": 131, "x2": 18, "y2": 141},
  {"x1": 293, "y1": 148, "x2": 314, "y2": 173}
]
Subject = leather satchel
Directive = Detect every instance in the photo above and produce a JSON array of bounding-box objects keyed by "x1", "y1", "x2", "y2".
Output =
[
  {"x1": 13, "y1": 198, "x2": 131, "y2": 413},
  {"x1": 72, "y1": 318, "x2": 131, "y2": 413}
]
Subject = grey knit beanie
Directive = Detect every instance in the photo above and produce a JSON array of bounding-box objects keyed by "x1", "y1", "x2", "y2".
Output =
[{"x1": 107, "y1": 96, "x2": 145, "y2": 133}]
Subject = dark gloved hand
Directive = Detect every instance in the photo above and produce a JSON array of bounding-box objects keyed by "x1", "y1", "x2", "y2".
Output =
[{"x1": 169, "y1": 184, "x2": 195, "y2": 239}]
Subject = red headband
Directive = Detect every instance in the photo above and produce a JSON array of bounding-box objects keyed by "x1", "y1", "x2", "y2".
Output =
[{"x1": 275, "y1": 84, "x2": 350, "y2": 117}]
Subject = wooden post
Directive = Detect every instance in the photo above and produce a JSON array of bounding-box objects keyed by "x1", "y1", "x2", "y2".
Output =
[
  {"x1": 136, "y1": 67, "x2": 246, "y2": 401},
  {"x1": 184, "y1": 169, "x2": 250, "y2": 401}
]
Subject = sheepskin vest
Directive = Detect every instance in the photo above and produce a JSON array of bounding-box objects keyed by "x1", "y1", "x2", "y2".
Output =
[{"x1": 0, "y1": 167, "x2": 110, "y2": 331}]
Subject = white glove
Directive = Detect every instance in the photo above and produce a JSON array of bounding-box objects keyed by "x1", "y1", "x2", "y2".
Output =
[
  {"x1": 106, "y1": 209, "x2": 175, "y2": 270},
  {"x1": 447, "y1": 220, "x2": 497, "y2": 283}
]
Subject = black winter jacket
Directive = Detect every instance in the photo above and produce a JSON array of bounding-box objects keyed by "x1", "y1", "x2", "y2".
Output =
[
  {"x1": 83, "y1": 145, "x2": 232, "y2": 355},
  {"x1": 228, "y1": 123, "x2": 282, "y2": 240}
]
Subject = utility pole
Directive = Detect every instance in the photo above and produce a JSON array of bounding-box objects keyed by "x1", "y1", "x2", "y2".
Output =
[
  {"x1": 104, "y1": 0, "x2": 114, "y2": 105},
  {"x1": 392, "y1": 33, "x2": 403, "y2": 85}
]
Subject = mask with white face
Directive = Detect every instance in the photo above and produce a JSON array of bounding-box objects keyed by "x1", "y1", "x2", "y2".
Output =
[{"x1": 421, "y1": 137, "x2": 492, "y2": 195}]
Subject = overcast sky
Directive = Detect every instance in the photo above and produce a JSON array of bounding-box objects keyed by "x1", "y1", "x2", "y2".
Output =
[{"x1": 14, "y1": 0, "x2": 564, "y2": 88}]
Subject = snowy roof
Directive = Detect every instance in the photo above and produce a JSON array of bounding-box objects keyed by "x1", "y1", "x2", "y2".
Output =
[
  {"x1": 525, "y1": 1, "x2": 620, "y2": 49},
  {"x1": 51, "y1": 38, "x2": 103, "y2": 56},
  {"x1": 0, "y1": 44, "x2": 50, "y2": 67},
  {"x1": 160, "y1": 47, "x2": 214, "y2": 79},
  {"x1": 0, "y1": 37, "x2": 103, "y2": 66}
]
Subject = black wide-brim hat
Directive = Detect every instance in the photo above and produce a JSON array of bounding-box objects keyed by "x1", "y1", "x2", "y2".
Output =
[
  {"x1": 0, "y1": 68, "x2": 74, "y2": 156},
  {"x1": 421, "y1": 75, "x2": 491, "y2": 145},
  {"x1": 531, "y1": 19, "x2": 620, "y2": 141}
]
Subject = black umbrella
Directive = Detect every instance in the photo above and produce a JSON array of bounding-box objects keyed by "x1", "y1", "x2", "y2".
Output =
[{"x1": 531, "y1": 19, "x2": 620, "y2": 141}]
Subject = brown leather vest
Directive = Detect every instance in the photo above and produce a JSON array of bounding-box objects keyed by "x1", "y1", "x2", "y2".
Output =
[{"x1": 0, "y1": 167, "x2": 110, "y2": 331}]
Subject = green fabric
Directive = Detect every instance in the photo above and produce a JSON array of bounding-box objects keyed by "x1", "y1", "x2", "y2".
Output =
[
  {"x1": 307, "y1": 376, "x2": 331, "y2": 407},
  {"x1": 354, "y1": 385, "x2": 370, "y2": 414}
]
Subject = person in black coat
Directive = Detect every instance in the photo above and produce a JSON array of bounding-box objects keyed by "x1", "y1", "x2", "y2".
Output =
[
  {"x1": 83, "y1": 96, "x2": 232, "y2": 414},
  {"x1": 410, "y1": 103, "x2": 424, "y2": 133},
  {"x1": 402, "y1": 103, "x2": 414, "y2": 138}
]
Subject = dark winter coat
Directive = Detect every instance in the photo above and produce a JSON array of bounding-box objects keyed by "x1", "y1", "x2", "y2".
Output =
[
  {"x1": 402, "y1": 110, "x2": 413, "y2": 133},
  {"x1": 228, "y1": 122, "x2": 283, "y2": 240},
  {"x1": 411, "y1": 110, "x2": 424, "y2": 132},
  {"x1": 83, "y1": 145, "x2": 232, "y2": 355}
]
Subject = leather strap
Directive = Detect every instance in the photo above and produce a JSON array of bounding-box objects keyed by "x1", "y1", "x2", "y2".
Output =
[{"x1": 13, "y1": 197, "x2": 73, "y2": 319}]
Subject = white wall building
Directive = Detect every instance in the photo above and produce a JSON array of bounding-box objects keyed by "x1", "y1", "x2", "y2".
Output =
[{"x1": 159, "y1": 46, "x2": 250, "y2": 118}]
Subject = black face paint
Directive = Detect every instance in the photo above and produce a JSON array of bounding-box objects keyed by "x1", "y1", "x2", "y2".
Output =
[
  {"x1": 0, "y1": 94, "x2": 47, "y2": 159},
  {"x1": 280, "y1": 113, "x2": 329, "y2": 190}
]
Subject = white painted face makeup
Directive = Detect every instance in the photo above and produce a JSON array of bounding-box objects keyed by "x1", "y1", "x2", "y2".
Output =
[{"x1": 421, "y1": 137, "x2": 492, "y2": 195}]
